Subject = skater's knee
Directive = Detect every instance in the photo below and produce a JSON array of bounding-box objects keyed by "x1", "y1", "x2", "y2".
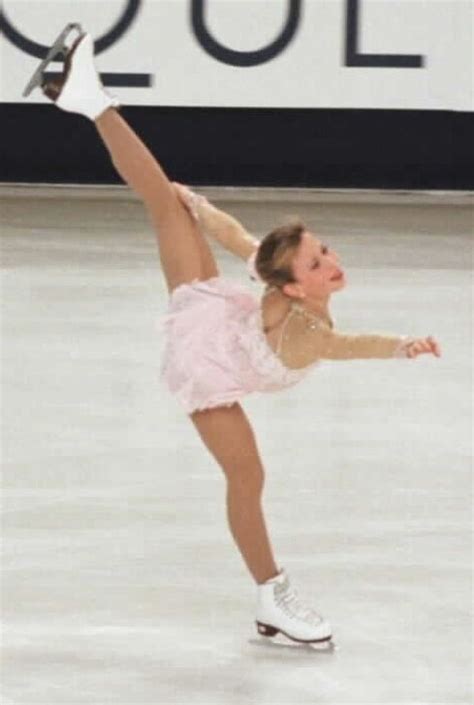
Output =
[
  {"x1": 191, "y1": 403, "x2": 265, "y2": 494},
  {"x1": 216, "y1": 439, "x2": 265, "y2": 494},
  {"x1": 225, "y1": 461, "x2": 265, "y2": 497}
]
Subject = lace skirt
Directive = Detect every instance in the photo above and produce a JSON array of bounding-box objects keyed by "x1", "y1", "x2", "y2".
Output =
[{"x1": 160, "y1": 277, "x2": 261, "y2": 413}]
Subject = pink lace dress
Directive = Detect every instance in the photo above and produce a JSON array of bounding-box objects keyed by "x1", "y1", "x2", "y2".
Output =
[{"x1": 161, "y1": 277, "x2": 317, "y2": 413}]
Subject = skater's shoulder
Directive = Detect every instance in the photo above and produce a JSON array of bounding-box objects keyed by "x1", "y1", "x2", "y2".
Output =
[{"x1": 260, "y1": 286, "x2": 292, "y2": 330}]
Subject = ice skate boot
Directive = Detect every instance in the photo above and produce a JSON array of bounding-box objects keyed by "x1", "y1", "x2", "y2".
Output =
[
  {"x1": 256, "y1": 568, "x2": 333, "y2": 647},
  {"x1": 23, "y1": 24, "x2": 119, "y2": 121}
]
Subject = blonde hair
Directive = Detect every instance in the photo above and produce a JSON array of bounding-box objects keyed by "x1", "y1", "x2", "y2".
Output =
[{"x1": 255, "y1": 218, "x2": 306, "y2": 288}]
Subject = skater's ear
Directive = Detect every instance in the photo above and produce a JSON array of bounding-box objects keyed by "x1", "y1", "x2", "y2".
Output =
[{"x1": 282, "y1": 281, "x2": 306, "y2": 300}]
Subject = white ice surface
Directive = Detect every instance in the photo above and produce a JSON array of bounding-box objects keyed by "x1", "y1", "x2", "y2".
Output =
[{"x1": 1, "y1": 192, "x2": 472, "y2": 704}]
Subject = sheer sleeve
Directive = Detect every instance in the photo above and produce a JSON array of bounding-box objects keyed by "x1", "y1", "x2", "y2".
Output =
[
  {"x1": 195, "y1": 198, "x2": 259, "y2": 261},
  {"x1": 278, "y1": 307, "x2": 414, "y2": 368}
]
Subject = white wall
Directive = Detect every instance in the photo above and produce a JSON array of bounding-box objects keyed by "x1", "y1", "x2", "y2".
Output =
[{"x1": 2, "y1": 0, "x2": 473, "y2": 111}]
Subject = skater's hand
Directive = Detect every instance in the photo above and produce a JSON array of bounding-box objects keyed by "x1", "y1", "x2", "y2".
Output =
[
  {"x1": 404, "y1": 336, "x2": 441, "y2": 358},
  {"x1": 172, "y1": 182, "x2": 207, "y2": 222}
]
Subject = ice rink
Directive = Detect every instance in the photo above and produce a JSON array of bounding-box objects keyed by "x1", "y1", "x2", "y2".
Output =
[{"x1": 1, "y1": 186, "x2": 472, "y2": 704}]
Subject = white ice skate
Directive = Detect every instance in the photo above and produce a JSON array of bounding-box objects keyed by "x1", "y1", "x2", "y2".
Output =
[
  {"x1": 256, "y1": 568, "x2": 334, "y2": 648},
  {"x1": 23, "y1": 24, "x2": 119, "y2": 121}
]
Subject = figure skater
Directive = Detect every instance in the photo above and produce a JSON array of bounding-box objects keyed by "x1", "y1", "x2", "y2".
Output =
[{"x1": 27, "y1": 29, "x2": 441, "y2": 647}]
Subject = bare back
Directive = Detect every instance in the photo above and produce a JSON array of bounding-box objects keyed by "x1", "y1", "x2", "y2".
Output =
[{"x1": 260, "y1": 287, "x2": 292, "y2": 353}]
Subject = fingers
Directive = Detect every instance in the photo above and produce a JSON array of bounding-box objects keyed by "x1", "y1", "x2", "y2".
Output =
[
  {"x1": 427, "y1": 335, "x2": 442, "y2": 357},
  {"x1": 406, "y1": 337, "x2": 441, "y2": 358},
  {"x1": 407, "y1": 341, "x2": 425, "y2": 358}
]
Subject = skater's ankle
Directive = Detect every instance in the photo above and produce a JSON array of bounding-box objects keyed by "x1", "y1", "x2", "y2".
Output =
[
  {"x1": 256, "y1": 567, "x2": 282, "y2": 585},
  {"x1": 94, "y1": 106, "x2": 119, "y2": 125}
]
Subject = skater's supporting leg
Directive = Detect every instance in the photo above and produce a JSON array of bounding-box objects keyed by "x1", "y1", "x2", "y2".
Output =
[
  {"x1": 191, "y1": 404, "x2": 279, "y2": 585},
  {"x1": 95, "y1": 108, "x2": 218, "y2": 290}
]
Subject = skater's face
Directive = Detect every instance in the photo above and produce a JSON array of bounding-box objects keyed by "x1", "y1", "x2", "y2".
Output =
[{"x1": 284, "y1": 231, "x2": 345, "y2": 299}]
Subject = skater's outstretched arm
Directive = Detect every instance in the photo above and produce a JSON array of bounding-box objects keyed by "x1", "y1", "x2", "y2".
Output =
[
  {"x1": 173, "y1": 183, "x2": 259, "y2": 261},
  {"x1": 279, "y1": 310, "x2": 439, "y2": 368}
]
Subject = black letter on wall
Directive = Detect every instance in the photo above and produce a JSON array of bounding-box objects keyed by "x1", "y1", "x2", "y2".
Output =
[
  {"x1": 191, "y1": 0, "x2": 302, "y2": 67},
  {"x1": 345, "y1": 0, "x2": 424, "y2": 68}
]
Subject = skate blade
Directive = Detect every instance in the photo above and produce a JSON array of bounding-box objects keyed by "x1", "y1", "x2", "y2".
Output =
[
  {"x1": 23, "y1": 22, "x2": 84, "y2": 97},
  {"x1": 251, "y1": 632, "x2": 338, "y2": 652},
  {"x1": 276, "y1": 632, "x2": 338, "y2": 651},
  {"x1": 256, "y1": 620, "x2": 336, "y2": 650},
  {"x1": 252, "y1": 622, "x2": 338, "y2": 652}
]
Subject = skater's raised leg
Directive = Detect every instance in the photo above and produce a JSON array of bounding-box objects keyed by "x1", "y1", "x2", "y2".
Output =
[
  {"x1": 33, "y1": 30, "x2": 218, "y2": 292},
  {"x1": 94, "y1": 107, "x2": 219, "y2": 290}
]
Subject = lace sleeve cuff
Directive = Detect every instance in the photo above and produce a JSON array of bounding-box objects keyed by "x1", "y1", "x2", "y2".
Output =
[{"x1": 187, "y1": 190, "x2": 207, "y2": 221}]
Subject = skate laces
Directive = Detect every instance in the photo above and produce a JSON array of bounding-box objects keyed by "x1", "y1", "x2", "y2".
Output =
[{"x1": 274, "y1": 582, "x2": 323, "y2": 625}]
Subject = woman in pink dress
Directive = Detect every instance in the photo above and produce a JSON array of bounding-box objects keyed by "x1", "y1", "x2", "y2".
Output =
[{"x1": 30, "y1": 29, "x2": 441, "y2": 647}]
